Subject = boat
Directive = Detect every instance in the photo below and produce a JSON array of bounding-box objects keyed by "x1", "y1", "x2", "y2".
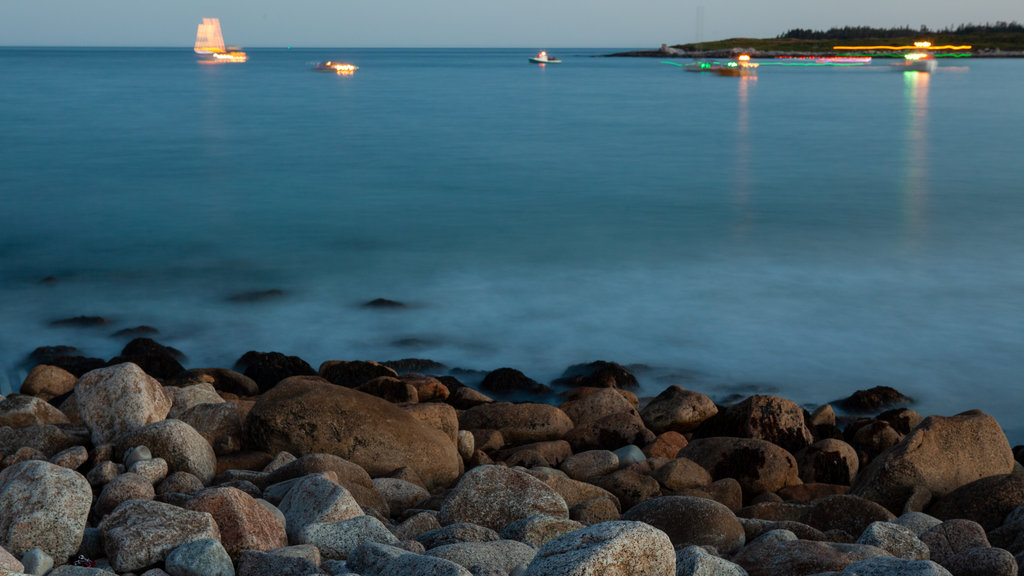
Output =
[
  {"x1": 685, "y1": 59, "x2": 723, "y2": 72},
  {"x1": 194, "y1": 18, "x2": 247, "y2": 62},
  {"x1": 896, "y1": 52, "x2": 937, "y2": 73},
  {"x1": 314, "y1": 61, "x2": 359, "y2": 75},
  {"x1": 529, "y1": 51, "x2": 561, "y2": 64},
  {"x1": 715, "y1": 54, "x2": 758, "y2": 77}
]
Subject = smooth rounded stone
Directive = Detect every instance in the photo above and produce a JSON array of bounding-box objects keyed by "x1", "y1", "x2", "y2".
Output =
[
  {"x1": 559, "y1": 388, "x2": 639, "y2": 427},
  {"x1": 526, "y1": 468, "x2": 620, "y2": 510},
  {"x1": 266, "y1": 453, "x2": 388, "y2": 515},
  {"x1": 521, "y1": 520, "x2": 676, "y2": 576},
  {"x1": 172, "y1": 368, "x2": 259, "y2": 397},
  {"x1": 2, "y1": 446, "x2": 46, "y2": 469},
  {"x1": 851, "y1": 420, "x2": 902, "y2": 460},
  {"x1": 676, "y1": 545, "x2": 749, "y2": 576},
  {"x1": 554, "y1": 362, "x2": 639, "y2": 390},
  {"x1": 837, "y1": 556, "x2": 952, "y2": 575},
  {"x1": 570, "y1": 496, "x2": 622, "y2": 525},
  {"x1": 95, "y1": 472, "x2": 157, "y2": 519},
  {"x1": 501, "y1": 516, "x2": 585, "y2": 548},
  {"x1": 141, "y1": 569, "x2": 174, "y2": 576},
  {"x1": 614, "y1": 445, "x2": 646, "y2": 468},
  {"x1": 185, "y1": 486, "x2": 287, "y2": 559},
  {"x1": 178, "y1": 402, "x2": 243, "y2": 456},
  {"x1": 393, "y1": 511, "x2": 442, "y2": 541},
  {"x1": 644, "y1": 431, "x2": 688, "y2": 460},
  {"x1": 795, "y1": 439, "x2": 859, "y2": 485},
  {"x1": 75, "y1": 363, "x2": 172, "y2": 445},
  {"x1": 236, "y1": 548, "x2": 319, "y2": 576},
  {"x1": 345, "y1": 542, "x2": 409, "y2": 574},
  {"x1": 164, "y1": 538, "x2": 233, "y2": 576},
  {"x1": 277, "y1": 473, "x2": 365, "y2": 543},
  {"x1": 589, "y1": 468, "x2": 661, "y2": 511},
  {"x1": 478, "y1": 368, "x2": 551, "y2": 396},
  {"x1": 376, "y1": 553, "x2": 475, "y2": 576},
  {"x1": 470, "y1": 430, "x2": 505, "y2": 454},
  {"x1": 0, "y1": 546, "x2": 25, "y2": 573},
  {"x1": 803, "y1": 495, "x2": 896, "y2": 538},
  {"x1": 919, "y1": 519, "x2": 990, "y2": 566},
  {"x1": 157, "y1": 471, "x2": 205, "y2": 495},
  {"x1": 851, "y1": 411, "x2": 1014, "y2": 514},
  {"x1": 418, "y1": 523, "x2": 502, "y2": 549},
  {"x1": 497, "y1": 441, "x2": 573, "y2": 469},
  {"x1": 400, "y1": 402, "x2": 460, "y2": 445},
  {"x1": 810, "y1": 404, "x2": 836, "y2": 428},
  {"x1": 100, "y1": 499, "x2": 220, "y2": 573},
  {"x1": 928, "y1": 472, "x2": 1024, "y2": 531},
  {"x1": 776, "y1": 483, "x2": 848, "y2": 504},
  {"x1": 707, "y1": 395, "x2": 814, "y2": 454},
  {"x1": 123, "y1": 445, "x2": 153, "y2": 468},
  {"x1": 564, "y1": 411, "x2": 656, "y2": 452},
  {"x1": 0, "y1": 424, "x2": 80, "y2": 459},
  {"x1": 373, "y1": 478, "x2": 430, "y2": 518},
  {"x1": 893, "y1": 512, "x2": 943, "y2": 537},
  {"x1": 736, "y1": 501, "x2": 810, "y2": 523},
  {"x1": 233, "y1": 351, "x2": 317, "y2": 393},
  {"x1": 449, "y1": 387, "x2": 495, "y2": 410},
  {"x1": 877, "y1": 408, "x2": 926, "y2": 435},
  {"x1": 318, "y1": 360, "x2": 399, "y2": 388},
  {"x1": 943, "y1": 546, "x2": 1018, "y2": 576},
  {"x1": 640, "y1": 386, "x2": 718, "y2": 435},
  {"x1": 459, "y1": 403, "x2": 574, "y2": 445},
  {"x1": 164, "y1": 383, "x2": 224, "y2": 419},
  {"x1": 458, "y1": 431, "x2": 475, "y2": 460},
  {"x1": 114, "y1": 419, "x2": 216, "y2": 485},
  {"x1": 400, "y1": 374, "x2": 450, "y2": 402},
  {"x1": 301, "y1": 516, "x2": 399, "y2": 560},
  {"x1": 0, "y1": 460, "x2": 92, "y2": 562},
  {"x1": 0, "y1": 394, "x2": 70, "y2": 428},
  {"x1": 622, "y1": 495, "x2": 745, "y2": 554},
  {"x1": 21, "y1": 547, "x2": 52, "y2": 575},
  {"x1": 857, "y1": 521, "x2": 930, "y2": 560},
  {"x1": 263, "y1": 451, "x2": 298, "y2": 473},
  {"x1": 427, "y1": 540, "x2": 536, "y2": 574},
  {"x1": 20, "y1": 365, "x2": 77, "y2": 401},
  {"x1": 48, "y1": 445, "x2": 89, "y2": 470},
  {"x1": 676, "y1": 478, "x2": 744, "y2": 512},
  {"x1": 438, "y1": 465, "x2": 568, "y2": 531},
  {"x1": 561, "y1": 450, "x2": 619, "y2": 481},
  {"x1": 130, "y1": 457, "x2": 169, "y2": 484},
  {"x1": 732, "y1": 539, "x2": 888, "y2": 576},
  {"x1": 678, "y1": 437, "x2": 800, "y2": 501},
  {"x1": 652, "y1": 457, "x2": 712, "y2": 492},
  {"x1": 357, "y1": 377, "x2": 418, "y2": 404},
  {"x1": 245, "y1": 377, "x2": 460, "y2": 491}
]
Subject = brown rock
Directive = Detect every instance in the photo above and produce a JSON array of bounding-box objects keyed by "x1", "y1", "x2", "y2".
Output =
[
  {"x1": 437, "y1": 465, "x2": 569, "y2": 531},
  {"x1": 795, "y1": 438, "x2": 859, "y2": 485},
  {"x1": 851, "y1": 420, "x2": 903, "y2": 460},
  {"x1": 554, "y1": 361, "x2": 640, "y2": 389},
  {"x1": 651, "y1": 457, "x2": 712, "y2": 491},
  {"x1": 75, "y1": 362, "x2": 172, "y2": 445},
  {"x1": 0, "y1": 394, "x2": 70, "y2": 428},
  {"x1": 928, "y1": 472, "x2": 1024, "y2": 531},
  {"x1": 639, "y1": 385, "x2": 718, "y2": 434},
  {"x1": 622, "y1": 495, "x2": 745, "y2": 553},
  {"x1": 558, "y1": 388, "x2": 638, "y2": 427},
  {"x1": 115, "y1": 419, "x2": 216, "y2": 485},
  {"x1": 19, "y1": 365, "x2": 77, "y2": 401},
  {"x1": 458, "y1": 403, "x2": 574, "y2": 446},
  {"x1": 559, "y1": 450, "x2": 619, "y2": 481},
  {"x1": 589, "y1": 468, "x2": 662, "y2": 510},
  {"x1": 179, "y1": 402, "x2": 243, "y2": 457},
  {"x1": 94, "y1": 472, "x2": 156, "y2": 520},
  {"x1": 776, "y1": 483, "x2": 849, "y2": 503},
  {"x1": 171, "y1": 368, "x2": 259, "y2": 397},
  {"x1": 447, "y1": 386, "x2": 494, "y2": 410},
  {"x1": 732, "y1": 539, "x2": 888, "y2": 576},
  {"x1": 526, "y1": 468, "x2": 621, "y2": 510},
  {"x1": 400, "y1": 374, "x2": 450, "y2": 402},
  {"x1": 676, "y1": 477, "x2": 744, "y2": 511},
  {"x1": 563, "y1": 411, "x2": 656, "y2": 452},
  {"x1": 357, "y1": 377, "x2": 418, "y2": 403},
  {"x1": 802, "y1": 494, "x2": 896, "y2": 537},
  {"x1": 678, "y1": 437, "x2": 801, "y2": 502},
  {"x1": 497, "y1": 440, "x2": 572, "y2": 469},
  {"x1": 569, "y1": 496, "x2": 621, "y2": 525},
  {"x1": 264, "y1": 453, "x2": 389, "y2": 516},
  {"x1": 186, "y1": 486, "x2": 288, "y2": 559},
  {"x1": 838, "y1": 386, "x2": 912, "y2": 413},
  {"x1": 919, "y1": 519, "x2": 990, "y2": 565},
  {"x1": 400, "y1": 402, "x2": 459, "y2": 445},
  {"x1": 643, "y1": 431, "x2": 688, "y2": 459},
  {"x1": 100, "y1": 499, "x2": 220, "y2": 573},
  {"x1": 943, "y1": 546, "x2": 1018, "y2": 576},
  {"x1": 318, "y1": 360, "x2": 398, "y2": 388},
  {"x1": 478, "y1": 368, "x2": 552, "y2": 395}
]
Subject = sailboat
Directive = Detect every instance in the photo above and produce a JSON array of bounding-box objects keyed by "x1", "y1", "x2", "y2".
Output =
[{"x1": 194, "y1": 18, "x2": 247, "y2": 62}]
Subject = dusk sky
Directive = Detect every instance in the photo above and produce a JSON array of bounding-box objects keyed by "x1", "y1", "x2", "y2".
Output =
[{"x1": 1, "y1": 0, "x2": 1020, "y2": 47}]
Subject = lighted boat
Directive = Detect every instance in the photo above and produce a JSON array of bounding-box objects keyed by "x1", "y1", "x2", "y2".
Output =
[
  {"x1": 685, "y1": 59, "x2": 723, "y2": 72},
  {"x1": 314, "y1": 61, "x2": 359, "y2": 75},
  {"x1": 715, "y1": 54, "x2": 758, "y2": 76},
  {"x1": 897, "y1": 52, "x2": 937, "y2": 73},
  {"x1": 529, "y1": 51, "x2": 561, "y2": 64},
  {"x1": 194, "y1": 18, "x2": 247, "y2": 62}
]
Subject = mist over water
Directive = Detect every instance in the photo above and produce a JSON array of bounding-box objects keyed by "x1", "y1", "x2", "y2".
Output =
[{"x1": 2, "y1": 48, "x2": 1023, "y2": 440}]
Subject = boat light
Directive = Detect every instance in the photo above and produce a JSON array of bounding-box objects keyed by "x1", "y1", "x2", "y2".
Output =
[
  {"x1": 914, "y1": 42, "x2": 932, "y2": 48},
  {"x1": 738, "y1": 54, "x2": 750, "y2": 61},
  {"x1": 905, "y1": 53, "x2": 928, "y2": 60}
]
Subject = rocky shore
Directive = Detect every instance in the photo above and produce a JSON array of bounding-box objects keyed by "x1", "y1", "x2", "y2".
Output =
[
  {"x1": 3, "y1": 337, "x2": 1024, "y2": 576},
  {"x1": 605, "y1": 44, "x2": 1024, "y2": 58}
]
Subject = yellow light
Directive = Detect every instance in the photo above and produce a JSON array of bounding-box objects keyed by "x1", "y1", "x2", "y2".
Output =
[
  {"x1": 914, "y1": 41, "x2": 931, "y2": 47},
  {"x1": 738, "y1": 54, "x2": 750, "y2": 61},
  {"x1": 834, "y1": 44, "x2": 971, "y2": 50}
]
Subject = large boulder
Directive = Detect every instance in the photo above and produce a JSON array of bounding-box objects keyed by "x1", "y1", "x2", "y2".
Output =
[
  {"x1": 732, "y1": 539, "x2": 888, "y2": 576},
  {"x1": 244, "y1": 376, "x2": 460, "y2": 490},
  {"x1": 559, "y1": 388, "x2": 638, "y2": 427},
  {"x1": 928, "y1": 472, "x2": 1024, "y2": 531},
  {"x1": 639, "y1": 386, "x2": 718, "y2": 434},
  {"x1": 458, "y1": 403, "x2": 574, "y2": 446},
  {"x1": 678, "y1": 437, "x2": 801, "y2": 501},
  {"x1": 0, "y1": 424, "x2": 80, "y2": 458},
  {"x1": 185, "y1": 486, "x2": 288, "y2": 559},
  {"x1": 521, "y1": 521, "x2": 675, "y2": 576},
  {"x1": 621, "y1": 495, "x2": 745, "y2": 554},
  {"x1": 75, "y1": 363, "x2": 172, "y2": 445},
  {"x1": 851, "y1": 411, "x2": 1014, "y2": 513},
  {"x1": 700, "y1": 395, "x2": 813, "y2": 453},
  {"x1": 0, "y1": 460, "x2": 92, "y2": 563},
  {"x1": 115, "y1": 419, "x2": 216, "y2": 485},
  {"x1": 438, "y1": 465, "x2": 568, "y2": 531},
  {"x1": 0, "y1": 394, "x2": 70, "y2": 428},
  {"x1": 100, "y1": 499, "x2": 220, "y2": 573}
]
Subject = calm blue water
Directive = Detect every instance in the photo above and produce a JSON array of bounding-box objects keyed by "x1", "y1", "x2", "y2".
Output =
[{"x1": 2, "y1": 48, "x2": 1023, "y2": 439}]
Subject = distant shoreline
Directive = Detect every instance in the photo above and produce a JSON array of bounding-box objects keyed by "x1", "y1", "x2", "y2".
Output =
[{"x1": 605, "y1": 46, "x2": 1024, "y2": 58}]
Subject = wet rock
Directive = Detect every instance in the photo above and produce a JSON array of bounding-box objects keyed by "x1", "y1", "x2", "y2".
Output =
[
  {"x1": 234, "y1": 351, "x2": 316, "y2": 393},
  {"x1": 553, "y1": 361, "x2": 640, "y2": 389},
  {"x1": 639, "y1": 386, "x2": 718, "y2": 434},
  {"x1": 318, "y1": 360, "x2": 398, "y2": 388},
  {"x1": 520, "y1": 520, "x2": 675, "y2": 576},
  {"x1": 364, "y1": 298, "x2": 405, "y2": 308},
  {"x1": 108, "y1": 338, "x2": 185, "y2": 380},
  {"x1": 111, "y1": 325, "x2": 160, "y2": 338},
  {"x1": 20, "y1": 365, "x2": 77, "y2": 401},
  {"x1": 50, "y1": 316, "x2": 110, "y2": 328},
  {"x1": 0, "y1": 460, "x2": 92, "y2": 563},
  {"x1": 678, "y1": 437, "x2": 800, "y2": 502},
  {"x1": 622, "y1": 495, "x2": 745, "y2": 554},
  {"x1": 459, "y1": 403, "x2": 574, "y2": 446},
  {"x1": 227, "y1": 289, "x2": 285, "y2": 303},
  {"x1": 438, "y1": 465, "x2": 568, "y2": 531},
  {"x1": 186, "y1": 486, "x2": 287, "y2": 559},
  {"x1": 100, "y1": 499, "x2": 220, "y2": 573},
  {"x1": 838, "y1": 386, "x2": 912, "y2": 414},
  {"x1": 75, "y1": 362, "x2": 172, "y2": 445},
  {"x1": 479, "y1": 368, "x2": 552, "y2": 396}
]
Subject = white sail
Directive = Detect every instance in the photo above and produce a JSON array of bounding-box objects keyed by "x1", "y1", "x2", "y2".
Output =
[{"x1": 194, "y1": 18, "x2": 226, "y2": 54}]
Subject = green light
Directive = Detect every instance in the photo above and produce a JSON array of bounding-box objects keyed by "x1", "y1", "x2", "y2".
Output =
[{"x1": 660, "y1": 61, "x2": 683, "y2": 67}]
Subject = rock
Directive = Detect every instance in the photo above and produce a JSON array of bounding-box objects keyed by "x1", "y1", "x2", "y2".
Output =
[
  {"x1": 521, "y1": 520, "x2": 675, "y2": 576},
  {"x1": 928, "y1": 472, "x2": 1024, "y2": 531},
  {"x1": 185, "y1": 486, "x2": 287, "y2": 559},
  {"x1": 457, "y1": 431, "x2": 475, "y2": 460},
  {"x1": 553, "y1": 362, "x2": 640, "y2": 389},
  {"x1": 651, "y1": 457, "x2": 712, "y2": 492},
  {"x1": 851, "y1": 420, "x2": 903, "y2": 460},
  {"x1": 418, "y1": 523, "x2": 501, "y2": 549},
  {"x1": 639, "y1": 386, "x2": 718, "y2": 434},
  {"x1": 318, "y1": 360, "x2": 398, "y2": 388},
  {"x1": 810, "y1": 404, "x2": 836, "y2": 428},
  {"x1": 234, "y1": 351, "x2": 316, "y2": 393},
  {"x1": 114, "y1": 419, "x2": 216, "y2": 485},
  {"x1": 49, "y1": 445, "x2": 89, "y2": 470},
  {"x1": 300, "y1": 515, "x2": 399, "y2": 559},
  {"x1": 795, "y1": 439, "x2": 859, "y2": 485},
  {"x1": 358, "y1": 377, "x2": 418, "y2": 403},
  {"x1": 172, "y1": 368, "x2": 260, "y2": 397},
  {"x1": 400, "y1": 402, "x2": 460, "y2": 445},
  {"x1": 677, "y1": 477, "x2": 744, "y2": 511},
  {"x1": 19, "y1": 365, "x2": 77, "y2": 401},
  {"x1": 560, "y1": 450, "x2": 619, "y2": 481},
  {"x1": 393, "y1": 511, "x2": 442, "y2": 541},
  {"x1": 802, "y1": 495, "x2": 896, "y2": 538},
  {"x1": 837, "y1": 556, "x2": 952, "y2": 575},
  {"x1": 850, "y1": 411, "x2": 1014, "y2": 513},
  {"x1": 678, "y1": 437, "x2": 800, "y2": 502},
  {"x1": 776, "y1": 483, "x2": 848, "y2": 504},
  {"x1": 246, "y1": 377, "x2": 460, "y2": 491},
  {"x1": 75, "y1": 363, "x2": 172, "y2": 445},
  {"x1": 893, "y1": 512, "x2": 943, "y2": 536},
  {"x1": 877, "y1": 408, "x2": 925, "y2": 435},
  {"x1": 449, "y1": 387, "x2": 495, "y2": 410},
  {"x1": 0, "y1": 424, "x2": 81, "y2": 458},
  {"x1": 373, "y1": 478, "x2": 430, "y2": 518},
  {"x1": 94, "y1": 472, "x2": 156, "y2": 520},
  {"x1": 179, "y1": 402, "x2": 242, "y2": 457},
  {"x1": 0, "y1": 460, "x2": 91, "y2": 562},
  {"x1": 526, "y1": 468, "x2": 621, "y2": 510},
  {"x1": 857, "y1": 521, "x2": 930, "y2": 560},
  {"x1": 589, "y1": 468, "x2": 661, "y2": 510},
  {"x1": 732, "y1": 539, "x2": 888, "y2": 576},
  {"x1": 426, "y1": 540, "x2": 536, "y2": 573},
  {"x1": 277, "y1": 473, "x2": 364, "y2": 543},
  {"x1": 0, "y1": 394, "x2": 70, "y2": 428},
  {"x1": 675, "y1": 545, "x2": 748, "y2": 575},
  {"x1": 459, "y1": 403, "x2": 574, "y2": 446},
  {"x1": 703, "y1": 395, "x2": 813, "y2": 453},
  {"x1": 164, "y1": 383, "x2": 223, "y2": 419},
  {"x1": 569, "y1": 496, "x2": 621, "y2": 525},
  {"x1": 108, "y1": 338, "x2": 185, "y2": 380},
  {"x1": 50, "y1": 315, "x2": 109, "y2": 327},
  {"x1": 236, "y1": 548, "x2": 320, "y2": 576},
  {"x1": 500, "y1": 516, "x2": 584, "y2": 548},
  {"x1": 613, "y1": 445, "x2": 646, "y2": 468},
  {"x1": 643, "y1": 431, "x2": 688, "y2": 460},
  {"x1": 264, "y1": 453, "x2": 389, "y2": 516},
  {"x1": 164, "y1": 538, "x2": 234, "y2": 576},
  {"x1": 438, "y1": 465, "x2": 568, "y2": 531},
  {"x1": 100, "y1": 499, "x2": 220, "y2": 573},
  {"x1": 622, "y1": 495, "x2": 744, "y2": 553},
  {"x1": 942, "y1": 546, "x2": 1017, "y2": 576},
  {"x1": 919, "y1": 519, "x2": 989, "y2": 566},
  {"x1": 42, "y1": 356, "x2": 108, "y2": 378},
  {"x1": 20, "y1": 547, "x2": 49, "y2": 575},
  {"x1": 157, "y1": 471, "x2": 205, "y2": 495},
  {"x1": 478, "y1": 368, "x2": 552, "y2": 396},
  {"x1": 838, "y1": 386, "x2": 912, "y2": 413},
  {"x1": 564, "y1": 411, "x2": 656, "y2": 452},
  {"x1": 558, "y1": 388, "x2": 638, "y2": 427}
]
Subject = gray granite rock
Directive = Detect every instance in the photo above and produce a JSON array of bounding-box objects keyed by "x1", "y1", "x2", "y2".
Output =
[
  {"x1": 521, "y1": 521, "x2": 675, "y2": 576},
  {"x1": 164, "y1": 538, "x2": 234, "y2": 576},
  {"x1": 0, "y1": 460, "x2": 92, "y2": 562}
]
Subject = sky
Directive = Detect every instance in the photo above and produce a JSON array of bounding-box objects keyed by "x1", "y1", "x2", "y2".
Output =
[{"x1": 0, "y1": 0, "x2": 1020, "y2": 48}]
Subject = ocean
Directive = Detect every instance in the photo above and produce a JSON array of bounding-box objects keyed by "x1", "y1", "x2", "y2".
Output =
[{"x1": 1, "y1": 48, "x2": 1022, "y2": 440}]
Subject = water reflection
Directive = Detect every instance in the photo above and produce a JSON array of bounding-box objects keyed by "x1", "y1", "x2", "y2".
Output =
[
  {"x1": 733, "y1": 75, "x2": 756, "y2": 237},
  {"x1": 902, "y1": 71, "x2": 930, "y2": 243}
]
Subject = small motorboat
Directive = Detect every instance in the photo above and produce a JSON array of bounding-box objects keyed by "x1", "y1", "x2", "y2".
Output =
[
  {"x1": 314, "y1": 61, "x2": 359, "y2": 75},
  {"x1": 715, "y1": 54, "x2": 758, "y2": 77},
  {"x1": 529, "y1": 50, "x2": 561, "y2": 64},
  {"x1": 685, "y1": 59, "x2": 723, "y2": 72},
  {"x1": 896, "y1": 52, "x2": 937, "y2": 73}
]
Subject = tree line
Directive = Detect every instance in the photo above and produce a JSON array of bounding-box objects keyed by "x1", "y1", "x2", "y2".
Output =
[{"x1": 778, "y1": 22, "x2": 1024, "y2": 40}]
